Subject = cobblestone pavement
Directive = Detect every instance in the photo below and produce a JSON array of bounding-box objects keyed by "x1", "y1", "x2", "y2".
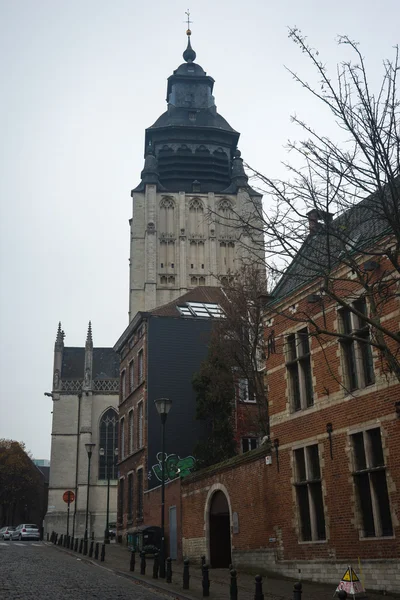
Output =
[{"x1": 0, "y1": 541, "x2": 171, "y2": 600}]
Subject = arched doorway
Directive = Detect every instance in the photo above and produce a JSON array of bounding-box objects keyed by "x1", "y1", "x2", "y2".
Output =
[{"x1": 209, "y1": 491, "x2": 231, "y2": 568}]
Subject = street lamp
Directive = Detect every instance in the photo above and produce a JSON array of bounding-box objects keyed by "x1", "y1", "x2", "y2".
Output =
[
  {"x1": 100, "y1": 446, "x2": 118, "y2": 544},
  {"x1": 154, "y1": 397, "x2": 172, "y2": 579},
  {"x1": 84, "y1": 442, "x2": 96, "y2": 545}
]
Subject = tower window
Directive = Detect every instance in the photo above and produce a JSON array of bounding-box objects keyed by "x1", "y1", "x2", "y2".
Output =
[
  {"x1": 160, "y1": 263, "x2": 164, "y2": 268},
  {"x1": 201, "y1": 264, "x2": 204, "y2": 269},
  {"x1": 171, "y1": 263, "x2": 174, "y2": 269},
  {"x1": 191, "y1": 264, "x2": 194, "y2": 269}
]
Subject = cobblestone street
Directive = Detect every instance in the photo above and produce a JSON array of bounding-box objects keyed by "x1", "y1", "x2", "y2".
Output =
[{"x1": 0, "y1": 541, "x2": 168, "y2": 600}]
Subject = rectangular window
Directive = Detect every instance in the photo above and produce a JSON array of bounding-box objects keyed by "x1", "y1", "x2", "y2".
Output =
[
  {"x1": 128, "y1": 410, "x2": 134, "y2": 454},
  {"x1": 118, "y1": 478, "x2": 124, "y2": 522},
  {"x1": 129, "y1": 360, "x2": 135, "y2": 393},
  {"x1": 137, "y1": 468, "x2": 143, "y2": 521},
  {"x1": 138, "y1": 403, "x2": 143, "y2": 448},
  {"x1": 339, "y1": 298, "x2": 375, "y2": 392},
  {"x1": 286, "y1": 328, "x2": 313, "y2": 411},
  {"x1": 127, "y1": 473, "x2": 134, "y2": 521},
  {"x1": 242, "y1": 437, "x2": 259, "y2": 453},
  {"x1": 351, "y1": 428, "x2": 393, "y2": 538},
  {"x1": 294, "y1": 444, "x2": 326, "y2": 541},
  {"x1": 120, "y1": 417, "x2": 125, "y2": 459},
  {"x1": 138, "y1": 350, "x2": 144, "y2": 382},
  {"x1": 120, "y1": 370, "x2": 126, "y2": 400},
  {"x1": 238, "y1": 378, "x2": 256, "y2": 403}
]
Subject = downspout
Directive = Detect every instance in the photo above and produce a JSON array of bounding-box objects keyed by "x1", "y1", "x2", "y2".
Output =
[{"x1": 72, "y1": 391, "x2": 82, "y2": 538}]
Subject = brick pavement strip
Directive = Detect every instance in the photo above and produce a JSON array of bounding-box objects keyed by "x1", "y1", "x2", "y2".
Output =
[
  {"x1": 43, "y1": 544, "x2": 397, "y2": 600},
  {"x1": 0, "y1": 541, "x2": 172, "y2": 600}
]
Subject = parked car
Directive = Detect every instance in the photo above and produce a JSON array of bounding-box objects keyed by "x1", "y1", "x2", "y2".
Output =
[
  {"x1": 0, "y1": 526, "x2": 15, "y2": 540},
  {"x1": 11, "y1": 524, "x2": 40, "y2": 541}
]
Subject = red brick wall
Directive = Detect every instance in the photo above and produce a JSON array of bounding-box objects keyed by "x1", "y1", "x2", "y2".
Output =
[{"x1": 144, "y1": 478, "x2": 182, "y2": 559}]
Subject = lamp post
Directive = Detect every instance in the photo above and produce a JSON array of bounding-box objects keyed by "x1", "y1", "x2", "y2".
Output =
[
  {"x1": 84, "y1": 443, "x2": 96, "y2": 542},
  {"x1": 154, "y1": 397, "x2": 172, "y2": 579},
  {"x1": 100, "y1": 446, "x2": 118, "y2": 544}
]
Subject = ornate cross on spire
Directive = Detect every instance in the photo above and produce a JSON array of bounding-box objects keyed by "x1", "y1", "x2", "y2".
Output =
[{"x1": 185, "y1": 9, "x2": 192, "y2": 35}]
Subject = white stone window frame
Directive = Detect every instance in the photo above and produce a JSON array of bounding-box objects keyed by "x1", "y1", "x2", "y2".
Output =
[
  {"x1": 120, "y1": 369, "x2": 126, "y2": 401},
  {"x1": 128, "y1": 409, "x2": 134, "y2": 455},
  {"x1": 138, "y1": 349, "x2": 144, "y2": 382},
  {"x1": 120, "y1": 416, "x2": 125, "y2": 460},
  {"x1": 337, "y1": 299, "x2": 375, "y2": 393},
  {"x1": 238, "y1": 378, "x2": 256, "y2": 403},
  {"x1": 241, "y1": 437, "x2": 259, "y2": 453},
  {"x1": 137, "y1": 401, "x2": 144, "y2": 449},
  {"x1": 129, "y1": 359, "x2": 135, "y2": 394},
  {"x1": 285, "y1": 327, "x2": 313, "y2": 412},
  {"x1": 293, "y1": 443, "x2": 326, "y2": 543}
]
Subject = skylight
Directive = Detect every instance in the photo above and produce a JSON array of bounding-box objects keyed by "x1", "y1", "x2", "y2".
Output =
[{"x1": 177, "y1": 302, "x2": 224, "y2": 318}]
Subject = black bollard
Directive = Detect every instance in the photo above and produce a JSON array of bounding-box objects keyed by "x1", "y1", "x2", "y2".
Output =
[
  {"x1": 230, "y1": 569, "x2": 238, "y2": 600},
  {"x1": 79, "y1": 539, "x2": 83, "y2": 554},
  {"x1": 202, "y1": 564, "x2": 210, "y2": 597},
  {"x1": 70, "y1": 536, "x2": 74, "y2": 550},
  {"x1": 183, "y1": 558, "x2": 190, "y2": 590},
  {"x1": 166, "y1": 557, "x2": 172, "y2": 583},
  {"x1": 201, "y1": 555, "x2": 206, "y2": 574},
  {"x1": 64, "y1": 535, "x2": 68, "y2": 548},
  {"x1": 254, "y1": 575, "x2": 264, "y2": 600},
  {"x1": 59, "y1": 534, "x2": 63, "y2": 546},
  {"x1": 153, "y1": 552, "x2": 159, "y2": 579},
  {"x1": 89, "y1": 541, "x2": 94, "y2": 558},
  {"x1": 101, "y1": 543, "x2": 105, "y2": 562},
  {"x1": 83, "y1": 539, "x2": 88, "y2": 555},
  {"x1": 47, "y1": 532, "x2": 49, "y2": 542},
  {"x1": 74, "y1": 538, "x2": 78, "y2": 552},
  {"x1": 293, "y1": 582, "x2": 302, "y2": 600},
  {"x1": 95, "y1": 542, "x2": 99, "y2": 560},
  {"x1": 130, "y1": 550, "x2": 136, "y2": 572},
  {"x1": 338, "y1": 591, "x2": 348, "y2": 600},
  {"x1": 53, "y1": 533, "x2": 57, "y2": 545},
  {"x1": 140, "y1": 551, "x2": 146, "y2": 575}
]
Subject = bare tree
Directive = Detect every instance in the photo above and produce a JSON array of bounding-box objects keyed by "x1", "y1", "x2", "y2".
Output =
[{"x1": 222, "y1": 30, "x2": 400, "y2": 381}]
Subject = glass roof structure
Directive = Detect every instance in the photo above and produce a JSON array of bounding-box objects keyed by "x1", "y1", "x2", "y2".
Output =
[{"x1": 177, "y1": 302, "x2": 224, "y2": 319}]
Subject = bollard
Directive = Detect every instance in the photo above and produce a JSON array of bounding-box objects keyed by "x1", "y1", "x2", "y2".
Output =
[
  {"x1": 230, "y1": 569, "x2": 238, "y2": 600},
  {"x1": 74, "y1": 538, "x2": 78, "y2": 552},
  {"x1": 89, "y1": 541, "x2": 94, "y2": 558},
  {"x1": 201, "y1": 555, "x2": 206, "y2": 573},
  {"x1": 153, "y1": 552, "x2": 159, "y2": 579},
  {"x1": 166, "y1": 557, "x2": 172, "y2": 583},
  {"x1": 70, "y1": 536, "x2": 74, "y2": 551},
  {"x1": 338, "y1": 592, "x2": 347, "y2": 600},
  {"x1": 254, "y1": 575, "x2": 264, "y2": 600},
  {"x1": 64, "y1": 535, "x2": 68, "y2": 548},
  {"x1": 59, "y1": 534, "x2": 63, "y2": 546},
  {"x1": 183, "y1": 558, "x2": 190, "y2": 590},
  {"x1": 202, "y1": 564, "x2": 210, "y2": 597},
  {"x1": 95, "y1": 542, "x2": 99, "y2": 560},
  {"x1": 140, "y1": 551, "x2": 146, "y2": 575},
  {"x1": 130, "y1": 550, "x2": 136, "y2": 572},
  {"x1": 79, "y1": 539, "x2": 83, "y2": 554},
  {"x1": 47, "y1": 532, "x2": 49, "y2": 542},
  {"x1": 293, "y1": 582, "x2": 302, "y2": 600},
  {"x1": 83, "y1": 539, "x2": 88, "y2": 555},
  {"x1": 101, "y1": 543, "x2": 105, "y2": 562},
  {"x1": 53, "y1": 533, "x2": 57, "y2": 545}
]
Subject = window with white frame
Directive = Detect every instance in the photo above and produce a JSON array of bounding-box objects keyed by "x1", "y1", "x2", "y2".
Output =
[
  {"x1": 351, "y1": 428, "x2": 393, "y2": 537},
  {"x1": 138, "y1": 403, "x2": 143, "y2": 448},
  {"x1": 137, "y1": 468, "x2": 143, "y2": 521},
  {"x1": 120, "y1": 416, "x2": 125, "y2": 459},
  {"x1": 294, "y1": 444, "x2": 326, "y2": 541},
  {"x1": 128, "y1": 410, "x2": 134, "y2": 454},
  {"x1": 129, "y1": 360, "x2": 135, "y2": 393},
  {"x1": 118, "y1": 477, "x2": 124, "y2": 523},
  {"x1": 242, "y1": 437, "x2": 259, "y2": 453},
  {"x1": 286, "y1": 328, "x2": 313, "y2": 411},
  {"x1": 127, "y1": 472, "x2": 134, "y2": 521},
  {"x1": 338, "y1": 297, "x2": 375, "y2": 392},
  {"x1": 120, "y1": 370, "x2": 126, "y2": 401},
  {"x1": 238, "y1": 378, "x2": 256, "y2": 403},
  {"x1": 138, "y1": 349, "x2": 144, "y2": 382}
]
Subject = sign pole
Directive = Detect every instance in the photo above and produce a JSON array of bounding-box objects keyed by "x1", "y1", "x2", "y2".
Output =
[{"x1": 66, "y1": 497, "x2": 70, "y2": 538}]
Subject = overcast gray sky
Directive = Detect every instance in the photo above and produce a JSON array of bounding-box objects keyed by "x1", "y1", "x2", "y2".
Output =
[{"x1": 0, "y1": 0, "x2": 398, "y2": 459}]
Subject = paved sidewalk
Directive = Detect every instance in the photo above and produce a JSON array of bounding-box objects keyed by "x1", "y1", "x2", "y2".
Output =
[{"x1": 47, "y1": 542, "x2": 395, "y2": 600}]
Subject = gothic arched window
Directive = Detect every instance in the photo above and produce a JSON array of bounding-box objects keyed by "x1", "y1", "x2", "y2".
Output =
[
  {"x1": 99, "y1": 408, "x2": 119, "y2": 480},
  {"x1": 159, "y1": 197, "x2": 175, "y2": 234},
  {"x1": 189, "y1": 198, "x2": 204, "y2": 236}
]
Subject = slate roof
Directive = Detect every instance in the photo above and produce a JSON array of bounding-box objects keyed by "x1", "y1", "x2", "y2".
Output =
[
  {"x1": 271, "y1": 184, "x2": 398, "y2": 301},
  {"x1": 150, "y1": 286, "x2": 226, "y2": 318},
  {"x1": 61, "y1": 348, "x2": 119, "y2": 380}
]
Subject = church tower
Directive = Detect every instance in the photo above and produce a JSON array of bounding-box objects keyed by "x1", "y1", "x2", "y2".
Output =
[{"x1": 129, "y1": 28, "x2": 263, "y2": 319}]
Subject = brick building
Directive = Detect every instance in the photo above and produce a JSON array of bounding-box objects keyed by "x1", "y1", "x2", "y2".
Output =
[{"x1": 180, "y1": 193, "x2": 400, "y2": 592}]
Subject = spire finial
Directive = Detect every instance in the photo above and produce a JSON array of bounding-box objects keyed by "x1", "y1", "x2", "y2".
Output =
[
  {"x1": 183, "y1": 9, "x2": 196, "y2": 63},
  {"x1": 86, "y1": 321, "x2": 93, "y2": 348},
  {"x1": 55, "y1": 322, "x2": 65, "y2": 345}
]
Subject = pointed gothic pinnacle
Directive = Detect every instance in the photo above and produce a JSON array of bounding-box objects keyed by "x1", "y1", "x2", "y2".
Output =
[
  {"x1": 55, "y1": 322, "x2": 64, "y2": 345},
  {"x1": 86, "y1": 321, "x2": 93, "y2": 348}
]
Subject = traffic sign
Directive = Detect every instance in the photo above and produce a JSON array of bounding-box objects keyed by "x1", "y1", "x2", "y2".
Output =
[
  {"x1": 336, "y1": 566, "x2": 366, "y2": 598},
  {"x1": 63, "y1": 490, "x2": 75, "y2": 504}
]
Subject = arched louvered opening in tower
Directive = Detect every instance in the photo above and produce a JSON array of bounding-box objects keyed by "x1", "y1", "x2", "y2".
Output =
[{"x1": 157, "y1": 145, "x2": 231, "y2": 193}]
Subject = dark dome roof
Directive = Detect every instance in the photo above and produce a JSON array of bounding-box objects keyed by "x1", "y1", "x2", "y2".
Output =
[
  {"x1": 173, "y1": 62, "x2": 206, "y2": 76},
  {"x1": 149, "y1": 107, "x2": 237, "y2": 132}
]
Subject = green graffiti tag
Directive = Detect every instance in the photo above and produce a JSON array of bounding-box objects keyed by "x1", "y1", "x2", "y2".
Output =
[{"x1": 151, "y1": 453, "x2": 196, "y2": 482}]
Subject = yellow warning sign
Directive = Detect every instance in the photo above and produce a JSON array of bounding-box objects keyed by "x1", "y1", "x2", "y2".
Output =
[{"x1": 342, "y1": 568, "x2": 359, "y2": 582}]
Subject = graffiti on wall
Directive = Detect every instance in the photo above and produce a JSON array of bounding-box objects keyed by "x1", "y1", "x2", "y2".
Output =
[{"x1": 150, "y1": 452, "x2": 196, "y2": 483}]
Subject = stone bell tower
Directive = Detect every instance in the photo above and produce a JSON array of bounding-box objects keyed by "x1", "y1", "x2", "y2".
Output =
[{"x1": 129, "y1": 29, "x2": 263, "y2": 320}]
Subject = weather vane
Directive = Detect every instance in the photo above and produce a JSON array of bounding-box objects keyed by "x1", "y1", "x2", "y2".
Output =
[{"x1": 184, "y1": 9, "x2": 192, "y2": 35}]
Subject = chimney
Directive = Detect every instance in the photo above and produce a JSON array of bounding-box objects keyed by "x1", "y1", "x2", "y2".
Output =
[{"x1": 307, "y1": 209, "x2": 334, "y2": 234}]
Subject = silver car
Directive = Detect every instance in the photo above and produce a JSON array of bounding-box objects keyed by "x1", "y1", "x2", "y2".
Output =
[
  {"x1": 11, "y1": 524, "x2": 40, "y2": 541},
  {"x1": 0, "y1": 526, "x2": 15, "y2": 540}
]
